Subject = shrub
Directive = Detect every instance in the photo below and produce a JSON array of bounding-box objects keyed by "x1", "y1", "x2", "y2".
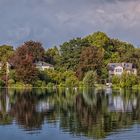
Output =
[
  {"x1": 79, "y1": 81, "x2": 84, "y2": 87},
  {"x1": 8, "y1": 79, "x2": 15, "y2": 86},
  {"x1": 120, "y1": 73, "x2": 137, "y2": 88},
  {"x1": 83, "y1": 71, "x2": 97, "y2": 87},
  {"x1": 34, "y1": 80, "x2": 43, "y2": 87},
  {"x1": 47, "y1": 82, "x2": 55, "y2": 88},
  {"x1": 9, "y1": 70, "x2": 16, "y2": 81},
  {"x1": 112, "y1": 75, "x2": 120, "y2": 85},
  {"x1": 112, "y1": 73, "x2": 137, "y2": 88},
  {"x1": 65, "y1": 76, "x2": 79, "y2": 87},
  {"x1": 0, "y1": 79, "x2": 5, "y2": 87},
  {"x1": 33, "y1": 80, "x2": 47, "y2": 87},
  {"x1": 15, "y1": 82, "x2": 25, "y2": 88},
  {"x1": 59, "y1": 83, "x2": 65, "y2": 87}
]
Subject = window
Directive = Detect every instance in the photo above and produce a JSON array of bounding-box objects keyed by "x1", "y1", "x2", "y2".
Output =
[
  {"x1": 111, "y1": 64, "x2": 115, "y2": 67},
  {"x1": 115, "y1": 69, "x2": 122, "y2": 72}
]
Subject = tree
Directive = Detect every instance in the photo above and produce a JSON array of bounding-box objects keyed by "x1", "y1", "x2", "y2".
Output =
[
  {"x1": 120, "y1": 73, "x2": 137, "y2": 88},
  {"x1": 124, "y1": 48, "x2": 140, "y2": 76},
  {"x1": 60, "y1": 38, "x2": 89, "y2": 70},
  {"x1": 65, "y1": 76, "x2": 79, "y2": 87},
  {"x1": 100, "y1": 38, "x2": 135, "y2": 64},
  {"x1": 14, "y1": 55, "x2": 38, "y2": 84},
  {"x1": 83, "y1": 71, "x2": 97, "y2": 87},
  {"x1": 85, "y1": 31, "x2": 110, "y2": 49},
  {"x1": 0, "y1": 79, "x2": 5, "y2": 87},
  {"x1": 64, "y1": 70, "x2": 79, "y2": 87},
  {"x1": 76, "y1": 46, "x2": 104, "y2": 80},
  {"x1": 43, "y1": 69, "x2": 63, "y2": 84},
  {"x1": 45, "y1": 46, "x2": 61, "y2": 66},
  {"x1": 16, "y1": 40, "x2": 45, "y2": 62},
  {"x1": 112, "y1": 73, "x2": 137, "y2": 88},
  {"x1": 0, "y1": 45, "x2": 14, "y2": 84},
  {"x1": 11, "y1": 41, "x2": 45, "y2": 84},
  {"x1": 112, "y1": 75, "x2": 121, "y2": 86},
  {"x1": 0, "y1": 45, "x2": 14, "y2": 62}
]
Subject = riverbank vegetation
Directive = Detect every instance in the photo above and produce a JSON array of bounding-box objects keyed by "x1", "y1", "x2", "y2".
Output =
[{"x1": 0, "y1": 31, "x2": 140, "y2": 88}]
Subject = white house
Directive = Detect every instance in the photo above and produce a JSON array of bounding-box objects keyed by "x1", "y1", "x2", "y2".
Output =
[
  {"x1": 114, "y1": 66, "x2": 124, "y2": 75},
  {"x1": 108, "y1": 62, "x2": 137, "y2": 77},
  {"x1": 35, "y1": 61, "x2": 54, "y2": 71}
]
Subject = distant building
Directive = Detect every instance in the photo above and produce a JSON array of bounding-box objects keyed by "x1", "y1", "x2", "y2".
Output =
[
  {"x1": 35, "y1": 61, "x2": 54, "y2": 71},
  {"x1": 108, "y1": 62, "x2": 137, "y2": 77}
]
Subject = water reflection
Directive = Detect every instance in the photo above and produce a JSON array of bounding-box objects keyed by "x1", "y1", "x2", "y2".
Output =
[{"x1": 0, "y1": 88, "x2": 140, "y2": 139}]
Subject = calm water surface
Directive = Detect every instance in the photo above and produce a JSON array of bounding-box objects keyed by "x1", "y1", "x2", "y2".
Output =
[{"x1": 0, "y1": 88, "x2": 140, "y2": 140}]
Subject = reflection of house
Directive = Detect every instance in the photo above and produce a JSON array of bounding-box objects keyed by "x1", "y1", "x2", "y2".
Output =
[
  {"x1": 35, "y1": 61, "x2": 54, "y2": 71},
  {"x1": 0, "y1": 95, "x2": 11, "y2": 113},
  {"x1": 108, "y1": 63, "x2": 137, "y2": 76},
  {"x1": 36, "y1": 101, "x2": 54, "y2": 112},
  {"x1": 108, "y1": 96, "x2": 137, "y2": 112},
  {"x1": 105, "y1": 87, "x2": 112, "y2": 95}
]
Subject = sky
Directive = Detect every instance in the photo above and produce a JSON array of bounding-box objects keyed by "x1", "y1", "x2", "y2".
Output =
[{"x1": 0, "y1": 0, "x2": 140, "y2": 48}]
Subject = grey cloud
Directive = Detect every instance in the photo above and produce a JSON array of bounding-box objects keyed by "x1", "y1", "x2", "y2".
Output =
[{"x1": 0, "y1": 0, "x2": 140, "y2": 48}]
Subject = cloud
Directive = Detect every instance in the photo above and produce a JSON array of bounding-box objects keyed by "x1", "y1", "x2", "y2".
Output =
[{"x1": 0, "y1": 0, "x2": 140, "y2": 47}]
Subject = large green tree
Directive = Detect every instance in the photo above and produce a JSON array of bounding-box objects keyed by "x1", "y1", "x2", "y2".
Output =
[
  {"x1": 60, "y1": 38, "x2": 89, "y2": 70},
  {"x1": 45, "y1": 46, "x2": 61, "y2": 66},
  {"x1": 0, "y1": 45, "x2": 14, "y2": 85},
  {"x1": 0, "y1": 45, "x2": 14, "y2": 62},
  {"x1": 85, "y1": 31, "x2": 110, "y2": 49}
]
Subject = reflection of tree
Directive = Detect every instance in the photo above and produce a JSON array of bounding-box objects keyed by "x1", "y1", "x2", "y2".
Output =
[
  {"x1": 74, "y1": 90, "x2": 139, "y2": 138},
  {"x1": 0, "y1": 88, "x2": 57, "y2": 131},
  {"x1": 10, "y1": 91, "x2": 45, "y2": 130},
  {"x1": 74, "y1": 91, "x2": 108, "y2": 139},
  {"x1": 52, "y1": 88, "x2": 140, "y2": 139},
  {"x1": 0, "y1": 89, "x2": 13, "y2": 125},
  {"x1": 0, "y1": 88, "x2": 140, "y2": 139}
]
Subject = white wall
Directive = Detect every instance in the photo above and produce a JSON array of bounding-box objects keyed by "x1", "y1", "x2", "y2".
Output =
[{"x1": 114, "y1": 66, "x2": 123, "y2": 75}]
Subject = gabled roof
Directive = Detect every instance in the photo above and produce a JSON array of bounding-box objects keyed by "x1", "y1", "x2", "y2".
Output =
[
  {"x1": 108, "y1": 62, "x2": 135, "y2": 70},
  {"x1": 35, "y1": 61, "x2": 54, "y2": 67}
]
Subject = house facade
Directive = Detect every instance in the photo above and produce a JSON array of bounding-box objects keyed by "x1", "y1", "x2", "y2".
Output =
[
  {"x1": 108, "y1": 62, "x2": 137, "y2": 77},
  {"x1": 35, "y1": 61, "x2": 54, "y2": 71}
]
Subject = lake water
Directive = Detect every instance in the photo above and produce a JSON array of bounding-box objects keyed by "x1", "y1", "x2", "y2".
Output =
[{"x1": 0, "y1": 88, "x2": 140, "y2": 140}]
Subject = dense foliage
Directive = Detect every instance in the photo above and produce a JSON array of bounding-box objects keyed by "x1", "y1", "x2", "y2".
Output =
[
  {"x1": 76, "y1": 46, "x2": 104, "y2": 80},
  {"x1": 0, "y1": 31, "x2": 140, "y2": 87},
  {"x1": 83, "y1": 71, "x2": 97, "y2": 87},
  {"x1": 112, "y1": 73, "x2": 138, "y2": 88}
]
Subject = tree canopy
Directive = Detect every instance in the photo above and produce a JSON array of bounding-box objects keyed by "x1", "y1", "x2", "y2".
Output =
[
  {"x1": 0, "y1": 31, "x2": 140, "y2": 87},
  {"x1": 0, "y1": 45, "x2": 14, "y2": 62}
]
